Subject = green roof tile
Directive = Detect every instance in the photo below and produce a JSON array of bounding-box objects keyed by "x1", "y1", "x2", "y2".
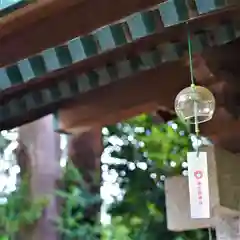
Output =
[
  {"x1": 6, "y1": 65, "x2": 23, "y2": 85},
  {"x1": 195, "y1": 0, "x2": 225, "y2": 14},
  {"x1": 18, "y1": 59, "x2": 35, "y2": 81},
  {"x1": 76, "y1": 74, "x2": 92, "y2": 93},
  {"x1": 0, "y1": 68, "x2": 11, "y2": 89},
  {"x1": 191, "y1": 33, "x2": 209, "y2": 53},
  {"x1": 42, "y1": 48, "x2": 60, "y2": 71},
  {"x1": 127, "y1": 11, "x2": 157, "y2": 40},
  {"x1": 87, "y1": 70, "x2": 100, "y2": 89},
  {"x1": 159, "y1": 43, "x2": 184, "y2": 62},
  {"x1": 140, "y1": 49, "x2": 162, "y2": 68},
  {"x1": 80, "y1": 35, "x2": 99, "y2": 57},
  {"x1": 55, "y1": 44, "x2": 73, "y2": 67},
  {"x1": 158, "y1": 0, "x2": 189, "y2": 27},
  {"x1": 95, "y1": 23, "x2": 128, "y2": 51},
  {"x1": 68, "y1": 37, "x2": 87, "y2": 63},
  {"x1": 29, "y1": 55, "x2": 47, "y2": 77}
]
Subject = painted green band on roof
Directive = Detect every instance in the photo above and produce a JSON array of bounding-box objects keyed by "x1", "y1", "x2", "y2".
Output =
[
  {"x1": 0, "y1": 0, "x2": 29, "y2": 17},
  {"x1": 95, "y1": 23, "x2": 129, "y2": 51},
  {"x1": 191, "y1": 33, "x2": 209, "y2": 53},
  {"x1": 195, "y1": 0, "x2": 226, "y2": 14},
  {"x1": 6, "y1": 65, "x2": 23, "y2": 84},
  {"x1": 140, "y1": 49, "x2": 162, "y2": 68},
  {"x1": 1, "y1": 20, "x2": 240, "y2": 127},
  {"x1": 158, "y1": 0, "x2": 190, "y2": 27},
  {"x1": 0, "y1": 0, "x2": 238, "y2": 92},
  {"x1": 55, "y1": 45, "x2": 73, "y2": 67},
  {"x1": 127, "y1": 10, "x2": 157, "y2": 40}
]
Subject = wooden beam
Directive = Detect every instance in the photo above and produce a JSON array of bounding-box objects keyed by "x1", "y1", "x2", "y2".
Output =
[
  {"x1": 1, "y1": 0, "x2": 240, "y2": 68},
  {"x1": 0, "y1": 0, "x2": 165, "y2": 66},
  {"x1": 2, "y1": 21, "x2": 240, "y2": 133},
  {"x1": 57, "y1": 62, "x2": 189, "y2": 133},
  {"x1": 1, "y1": 5, "x2": 240, "y2": 106}
]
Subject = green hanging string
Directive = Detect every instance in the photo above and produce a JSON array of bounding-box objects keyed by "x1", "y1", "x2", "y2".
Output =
[
  {"x1": 187, "y1": 27, "x2": 195, "y2": 88},
  {"x1": 187, "y1": 24, "x2": 200, "y2": 138}
]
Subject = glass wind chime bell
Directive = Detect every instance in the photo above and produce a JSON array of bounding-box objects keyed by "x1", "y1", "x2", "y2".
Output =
[{"x1": 175, "y1": 85, "x2": 215, "y2": 124}]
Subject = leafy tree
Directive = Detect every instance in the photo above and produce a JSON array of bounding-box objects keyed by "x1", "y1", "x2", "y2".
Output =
[
  {"x1": 55, "y1": 162, "x2": 101, "y2": 240},
  {"x1": 102, "y1": 114, "x2": 211, "y2": 239},
  {"x1": 0, "y1": 162, "x2": 102, "y2": 240},
  {"x1": 102, "y1": 216, "x2": 131, "y2": 240},
  {"x1": 0, "y1": 175, "x2": 48, "y2": 238}
]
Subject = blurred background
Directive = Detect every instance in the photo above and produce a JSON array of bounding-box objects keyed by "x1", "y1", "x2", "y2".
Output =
[{"x1": 0, "y1": 114, "x2": 214, "y2": 240}]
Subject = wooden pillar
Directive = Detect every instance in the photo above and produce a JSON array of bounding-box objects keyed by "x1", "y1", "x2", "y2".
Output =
[
  {"x1": 68, "y1": 127, "x2": 102, "y2": 180},
  {"x1": 68, "y1": 127, "x2": 102, "y2": 227},
  {"x1": 19, "y1": 115, "x2": 61, "y2": 240}
]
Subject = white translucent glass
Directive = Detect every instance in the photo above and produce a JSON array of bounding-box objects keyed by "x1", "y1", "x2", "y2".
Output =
[{"x1": 175, "y1": 86, "x2": 215, "y2": 124}]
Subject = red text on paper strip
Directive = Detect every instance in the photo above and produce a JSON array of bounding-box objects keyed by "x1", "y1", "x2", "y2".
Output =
[{"x1": 194, "y1": 170, "x2": 203, "y2": 205}]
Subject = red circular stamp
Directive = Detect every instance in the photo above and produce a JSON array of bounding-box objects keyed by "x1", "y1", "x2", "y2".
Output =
[{"x1": 194, "y1": 170, "x2": 203, "y2": 180}]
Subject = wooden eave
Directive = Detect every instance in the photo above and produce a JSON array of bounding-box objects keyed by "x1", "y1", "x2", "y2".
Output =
[
  {"x1": 0, "y1": 0, "x2": 167, "y2": 66},
  {"x1": 1, "y1": 1, "x2": 239, "y2": 88},
  {"x1": 55, "y1": 62, "x2": 189, "y2": 134},
  {"x1": 0, "y1": 0, "x2": 29, "y2": 17},
  {"x1": 1, "y1": 1, "x2": 240, "y2": 131},
  {"x1": 55, "y1": 38, "x2": 240, "y2": 135},
  {"x1": 57, "y1": 38, "x2": 240, "y2": 154}
]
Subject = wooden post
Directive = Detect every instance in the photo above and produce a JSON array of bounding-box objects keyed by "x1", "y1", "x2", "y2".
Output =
[
  {"x1": 68, "y1": 127, "x2": 102, "y2": 181},
  {"x1": 19, "y1": 115, "x2": 61, "y2": 240},
  {"x1": 68, "y1": 127, "x2": 102, "y2": 232}
]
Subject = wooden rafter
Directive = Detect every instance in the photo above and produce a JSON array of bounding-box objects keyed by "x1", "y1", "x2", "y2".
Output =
[
  {"x1": 56, "y1": 62, "x2": 189, "y2": 133},
  {"x1": 0, "y1": 0, "x2": 166, "y2": 66},
  {"x1": 2, "y1": 25, "x2": 240, "y2": 130},
  {"x1": 0, "y1": 1, "x2": 239, "y2": 101},
  {"x1": 57, "y1": 37, "x2": 240, "y2": 150},
  {"x1": 1, "y1": 0, "x2": 240, "y2": 132}
]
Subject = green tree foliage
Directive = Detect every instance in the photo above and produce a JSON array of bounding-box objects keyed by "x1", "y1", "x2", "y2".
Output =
[
  {"x1": 0, "y1": 162, "x2": 102, "y2": 240},
  {"x1": 102, "y1": 216, "x2": 131, "y2": 240},
  {"x1": 102, "y1": 114, "x2": 211, "y2": 239},
  {"x1": 0, "y1": 236, "x2": 8, "y2": 240},
  {"x1": 55, "y1": 162, "x2": 101, "y2": 239},
  {"x1": 0, "y1": 175, "x2": 48, "y2": 237}
]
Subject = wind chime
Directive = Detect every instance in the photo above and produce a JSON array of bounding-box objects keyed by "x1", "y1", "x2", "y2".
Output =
[{"x1": 174, "y1": 25, "x2": 216, "y2": 238}]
